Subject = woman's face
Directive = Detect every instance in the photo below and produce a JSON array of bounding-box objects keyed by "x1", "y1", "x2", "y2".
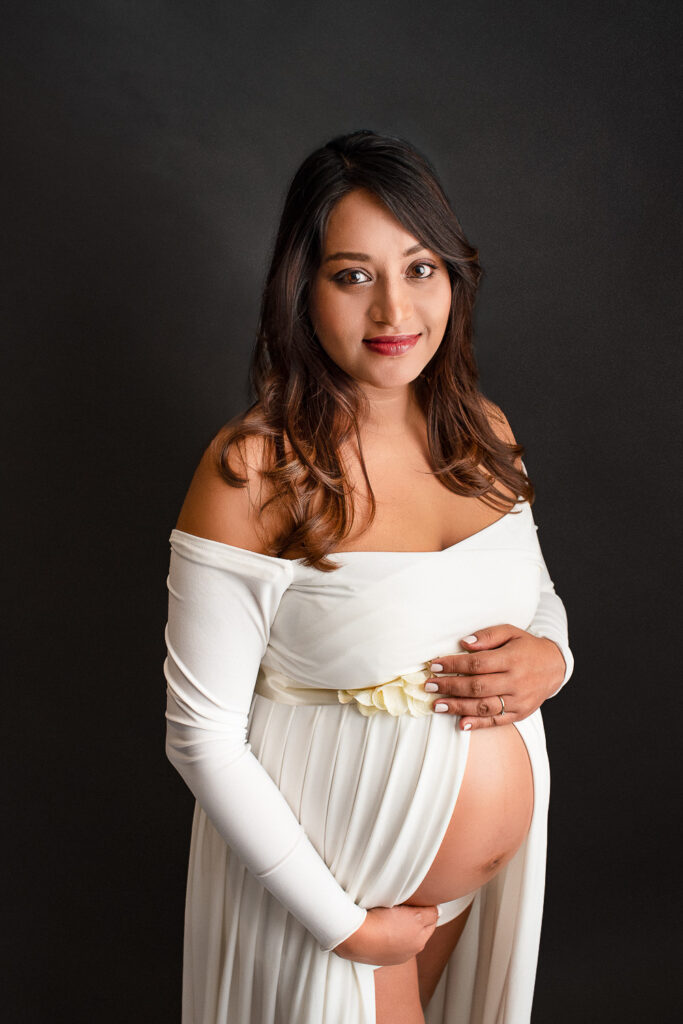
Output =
[{"x1": 308, "y1": 188, "x2": 452, "y2": 393}]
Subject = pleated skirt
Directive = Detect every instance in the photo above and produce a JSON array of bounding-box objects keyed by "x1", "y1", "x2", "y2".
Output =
[{"x1": 181, "y1": 696, "x2": 550, "y2": 1024}]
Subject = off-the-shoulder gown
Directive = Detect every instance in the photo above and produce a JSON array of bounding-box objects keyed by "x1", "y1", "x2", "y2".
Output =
[{"x1": 164, "y1": 497, "x2": 573, "y2": 1023}]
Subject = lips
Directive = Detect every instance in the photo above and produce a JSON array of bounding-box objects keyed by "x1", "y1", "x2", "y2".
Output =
[
  {"x1": 363, "y1": 333, "x2": 421, "y2": 355},
  {"x1": 365, "y1": 334, "x2": 420, "y2": 343}
]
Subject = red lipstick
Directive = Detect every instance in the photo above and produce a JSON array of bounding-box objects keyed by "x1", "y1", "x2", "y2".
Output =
[{"x1": 363, "y1": 333, "x2": 420, "y2": 355}]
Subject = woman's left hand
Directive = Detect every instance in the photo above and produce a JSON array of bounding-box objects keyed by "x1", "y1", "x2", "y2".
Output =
[{"x1": 425, "y1": 626, "x2": 567, "y2": 730}]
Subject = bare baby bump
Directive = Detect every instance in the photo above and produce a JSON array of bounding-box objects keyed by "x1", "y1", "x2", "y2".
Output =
[{"x1": 403, "y1": 725, "x2": 534, "y2": 907}]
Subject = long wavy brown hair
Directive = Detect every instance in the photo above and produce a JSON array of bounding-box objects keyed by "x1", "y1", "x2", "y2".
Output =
[{"x1": 212, "y1": 129, "x2": 533, "y2": 570}]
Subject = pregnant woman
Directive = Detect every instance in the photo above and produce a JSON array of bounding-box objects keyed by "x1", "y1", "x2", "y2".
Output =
[{"x1": 164, "y1": 130, "x2": 574, "y2": 1023}]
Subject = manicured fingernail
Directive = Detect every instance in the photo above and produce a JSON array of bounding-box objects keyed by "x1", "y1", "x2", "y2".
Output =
[
  {"x1": 463, "y1": 722, "x2": 472, "y2": 730},
  {"x1": 424, "y1": 682, "x2": 439, "y2": 692},
  {"x1": 462, "y1": 635, "x2": 478, "y2": 644},
  {"x1": 434, "y1": 702, "x2": 449, "y2": 713},
  {"x1": 430, "y1": 663, "x2": 443, "y2": 672}
]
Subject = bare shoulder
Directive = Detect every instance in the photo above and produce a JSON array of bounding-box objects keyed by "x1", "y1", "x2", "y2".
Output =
[
  {"x1": 481, "y1": 397, "x2": 523, "y2": 470},
  {"x1": 174, "y1": 422, "x2": 276, "y2": 554},
  {"x1": 481, "y1": 396, "x2": 515, "y2": 444}
]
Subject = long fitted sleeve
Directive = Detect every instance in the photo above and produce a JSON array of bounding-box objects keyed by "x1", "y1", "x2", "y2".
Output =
[
  {"x1": 163, "y1": 529, "x2": 367, "y2": 952},
  {"x1": 526, "y1": 542, "x2": 574, "y2": 696},
  {"x1": 520, "y1": 460, "x2": 574, "y2": 695}
]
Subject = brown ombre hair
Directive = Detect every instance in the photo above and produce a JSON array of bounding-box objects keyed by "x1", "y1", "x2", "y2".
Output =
[{"x1": 212, "y1": 129, "x2": 533, "y2": 570}]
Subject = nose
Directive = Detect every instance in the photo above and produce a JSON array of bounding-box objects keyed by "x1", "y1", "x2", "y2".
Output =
[{"x1": 369, "y1": 276, "x2": 414, "y2": 329}]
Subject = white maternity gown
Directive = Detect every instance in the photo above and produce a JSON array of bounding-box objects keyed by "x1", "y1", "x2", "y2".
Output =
[{"x1": 164, "y1": 497, "x2": 573, "y2": 1024}]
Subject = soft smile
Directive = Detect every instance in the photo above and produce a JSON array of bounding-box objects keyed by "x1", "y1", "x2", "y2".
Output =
[{"x1": 363, "y1": 333, "x2": 421, "y2": 356}]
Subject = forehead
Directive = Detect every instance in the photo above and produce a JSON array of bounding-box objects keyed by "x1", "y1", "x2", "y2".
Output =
[{"x1": 322, "y1": 188, "x2": 419, "y2": 251}]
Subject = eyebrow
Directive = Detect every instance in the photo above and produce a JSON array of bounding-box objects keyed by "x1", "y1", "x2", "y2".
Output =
[{"x1": 322, "y1": 243, "x2": 427, "y2": 263}]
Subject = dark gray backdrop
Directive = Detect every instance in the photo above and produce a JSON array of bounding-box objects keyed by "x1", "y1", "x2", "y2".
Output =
[{"x1": 3, "y1": 2, "x2": 680, "y2": 1021}]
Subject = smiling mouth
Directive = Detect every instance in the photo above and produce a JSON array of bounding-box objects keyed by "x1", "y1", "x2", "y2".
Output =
[
  {"x1": 363, "y1": 333, "x2": 421, "y2": 355},
  {"x1": 366, "y1": 335, "x2": 419, "y2": 344}
]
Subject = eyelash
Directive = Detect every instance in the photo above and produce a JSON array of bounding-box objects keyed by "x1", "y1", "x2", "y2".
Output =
[{"x1": 333, "y1": 262, "x2": 438, "y2": 286}]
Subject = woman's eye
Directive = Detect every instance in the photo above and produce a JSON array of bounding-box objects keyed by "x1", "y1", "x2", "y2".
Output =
[
  {"x1": 335, "y1": 269, "x2": 370, "y2": 285},
  {"x1": 411, "y1": 262, "x2": 436, "y2": 278}
]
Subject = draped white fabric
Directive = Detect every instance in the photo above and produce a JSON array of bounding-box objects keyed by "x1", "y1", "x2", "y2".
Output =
[{"x1": 165, "y1": 500, "x2": 570, "y2": 1023}]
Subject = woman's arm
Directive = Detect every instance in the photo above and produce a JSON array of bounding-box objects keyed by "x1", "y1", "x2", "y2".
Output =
[
  {"x1": 485, "y1": 401, "x2": 574, "y2": 695},
  {"x1": 165, "y1": 440, "x2": 367, "y2": 952},
  {"x1": 524, "y1": 539, "x2": 574, "y2": 696}
]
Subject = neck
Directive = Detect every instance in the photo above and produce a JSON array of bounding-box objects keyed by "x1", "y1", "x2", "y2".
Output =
[{"x1": 358, "y1": 383, "x2": 423, "y2": 439}]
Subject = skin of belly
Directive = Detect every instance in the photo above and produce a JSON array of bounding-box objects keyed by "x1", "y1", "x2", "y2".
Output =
[{"x1": 402, "y1": 724, "x2": 534, "y2": 907}]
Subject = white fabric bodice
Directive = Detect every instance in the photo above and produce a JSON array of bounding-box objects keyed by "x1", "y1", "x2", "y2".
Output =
[{"x1": 261, "y1": 500, "x2": 544, "y2": 689}]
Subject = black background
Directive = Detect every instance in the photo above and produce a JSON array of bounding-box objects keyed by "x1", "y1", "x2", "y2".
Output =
[{"x1": 3, "y1": 2, "x2": 681, "y2": 1021}]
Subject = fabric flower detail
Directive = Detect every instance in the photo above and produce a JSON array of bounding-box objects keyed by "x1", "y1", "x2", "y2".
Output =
[{"x1": 338, "y1": 669, "x2": 438, "y2": 718}]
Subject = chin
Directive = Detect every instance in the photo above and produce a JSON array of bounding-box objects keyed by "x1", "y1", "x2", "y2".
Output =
[{"x1": 365, "y1": 367, "x2": 425, "y2": 390}]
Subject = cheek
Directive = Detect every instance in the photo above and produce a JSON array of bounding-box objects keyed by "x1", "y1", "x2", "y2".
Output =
[
  {"x1": 309, "y1": 283, "x2": 334, "y2": 328},
  {"x1": 424, "y1": 280, "x2": 452, "y2": 333},
  {"x1": 311, "y1": 291, "x2": 355, "y2": 344}
]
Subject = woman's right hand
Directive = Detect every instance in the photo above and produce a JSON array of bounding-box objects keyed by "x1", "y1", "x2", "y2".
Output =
[{"x1": 333, "y1": 904, "x2": 439, "y2": 966}]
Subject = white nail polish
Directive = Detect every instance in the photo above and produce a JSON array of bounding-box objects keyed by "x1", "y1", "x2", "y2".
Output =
[
  {"x1": 462, "y1": 635, "x2": 478, "y2": 644},
  {"x1": 424, "y1": 682, "x2": 439, "y2": 692},
  {"x1": 434, "y1": 702, "x2": 449, "y2": 713},
  {"x1": 430, "y1": 663, "x2": 443, "y2": 673},
  {"x1": 463, "y1": 722, "x2": 472, "y2": 731}
]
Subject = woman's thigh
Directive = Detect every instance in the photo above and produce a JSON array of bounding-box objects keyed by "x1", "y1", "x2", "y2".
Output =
[
  {"x1": 374, "y1": 906, "x2": 472, "y2": 1024},
  {"x1": 374, "y1": 957, "x2": 424, "y2": 1024},
  {"x1": 415, "y1": 903, "x2": 473, "y2": 1008}
]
